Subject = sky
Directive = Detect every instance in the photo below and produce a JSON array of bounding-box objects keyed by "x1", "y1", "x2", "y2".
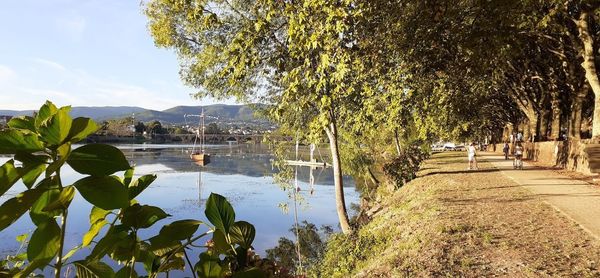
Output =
[{"x1": 0, "y1": 0, "x2": 234, "y2": 111}]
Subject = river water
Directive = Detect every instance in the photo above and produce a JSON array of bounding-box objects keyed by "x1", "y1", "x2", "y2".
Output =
[{"x1": 0, "y1": 143, "x2": 359, "y2": 274}]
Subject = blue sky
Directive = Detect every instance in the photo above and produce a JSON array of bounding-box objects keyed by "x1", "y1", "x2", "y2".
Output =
[{"x1": 0, "y1": 0, "x2": 231, "y2": 110}]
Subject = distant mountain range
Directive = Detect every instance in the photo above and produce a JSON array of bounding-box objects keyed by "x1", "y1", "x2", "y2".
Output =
[{"x1": 0, "y1": 104, "x2": 267, "y2": 125}]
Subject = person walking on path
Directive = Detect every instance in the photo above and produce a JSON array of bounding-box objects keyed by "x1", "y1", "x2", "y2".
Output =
[
  {"x1": 514, "y1": 142, "x2": 524, "y2": 169},
  {"x1": 503, "y1": 142, "x2": 510, "y2": 160},
  {"x1": 467, "y1": 142, "x2": 478, "y2": 170}
]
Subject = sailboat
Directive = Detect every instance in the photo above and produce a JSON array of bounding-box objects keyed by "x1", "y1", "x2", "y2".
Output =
[{"x1": 190, "y1": 108, "x2": 210, "y2": 165}]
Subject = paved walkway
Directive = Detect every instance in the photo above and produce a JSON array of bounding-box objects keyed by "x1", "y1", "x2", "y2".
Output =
[{"x1": 486, "y1": 154, "x2": 600, "y2": 240}]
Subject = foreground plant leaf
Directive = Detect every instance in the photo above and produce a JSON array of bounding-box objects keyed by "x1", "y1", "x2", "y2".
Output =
[
  {"x1": 232, "y1": 267, "x2": 267, "y2": 278},
  {"x1": 83, "y1": 207, "x2": 111, "y2": 247},
  {"x1": 27, "y1": 219, "x2": 60, "y2": 266},
  {"x1": 68, "y1": 117, "x2": 99, "y2": 143},
  {"x1": 122, "y1": 204, "x2": 170, "y2": 229},
  {"x1": 43, "y1": 186, "x2": 76, "y2": 211},
  {"x1": 128, "y1": 174, "x2": 157, "y2": 200},
  {"x1": 29, "y1": 187, "x2": 61, "y2": 225},
  {"x1": 205, "y1": 193, "x2": 235, "y2": 234},
  {"x1": 0, "y1": 188, "x2": 43, "y2": 231},
  {"x1": 7, "y1": 116, "x2": 36, "y2": 132},
  {"x1": 34, "y1": 100, "x2": 58, "y2": 129},
  {"x1": 229, "y1": 221, "x2": 256, "y2": 249},
  {"x1": 115, "y1": 265, "x2": 137, "y2": 278},
  {"x1": 195, "y1": 252, "x2": 223, "y2": 278},
  {"x1": 157, "y1": 219, "x2": 203, "y2": 241},
  {"x1": 0, "y1": 160, "x2": 20, "y2": 196},
  {"x1": 74, "y1": 176, "x2": 129, "y2": 210},
  {"x1": 38, "y1": 106, "x2": 72, "y2": 146},
  {"x1": 67, "y1": 144, "x2": 131, "y2": 176},
  {"x1": 73, "y1": 261, "x2": 115, "y2": 278},
  {"x1": 0, "y1": 130, "x2": 44, "y2": 154}
]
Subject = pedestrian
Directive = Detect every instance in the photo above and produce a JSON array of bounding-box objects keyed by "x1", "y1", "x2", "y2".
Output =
[
  {"x1": 517, "y1": 132, "x2": 523, "y2": 142},
  {"x1": 467, "y1": 142, "x2": 478, "y2": 170},
  {"x1": 503, "y1": 142, "x2": 510, "y2": 160},
  {"x1": 514, "y1": 142, "x2": 524, "y2": 169}
]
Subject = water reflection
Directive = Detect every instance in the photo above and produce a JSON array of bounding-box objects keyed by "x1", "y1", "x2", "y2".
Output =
[
  {"x1": 0, "y1": 144, "x2": 359, "y2": 275},
  {"x1": 120, "y1": 144, "x2": 353, "y2": 186}
]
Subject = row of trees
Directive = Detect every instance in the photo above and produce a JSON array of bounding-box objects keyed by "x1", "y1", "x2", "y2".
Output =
[{"x1": 145, "y1": 1, "x2": 600, "y2": 234}]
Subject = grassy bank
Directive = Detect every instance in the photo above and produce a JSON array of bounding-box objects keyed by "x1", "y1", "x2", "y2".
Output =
[{"x1": 313, "y1": 152, "x2": 600, "y2": 277}]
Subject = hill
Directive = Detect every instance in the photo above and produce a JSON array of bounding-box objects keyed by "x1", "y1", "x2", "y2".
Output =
[{"x1": 0, "y1": 104, "x2": 266, "y2": 124}]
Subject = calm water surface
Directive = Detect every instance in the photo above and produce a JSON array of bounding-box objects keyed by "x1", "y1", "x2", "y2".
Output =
[{"x1": 0, "y1": 143, "x2": 359, "y2": 274}]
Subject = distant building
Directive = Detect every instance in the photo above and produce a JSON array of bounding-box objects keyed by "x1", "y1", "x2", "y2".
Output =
[{"x1": 0, "y1": 115, "x2": 13, "y2": 127}]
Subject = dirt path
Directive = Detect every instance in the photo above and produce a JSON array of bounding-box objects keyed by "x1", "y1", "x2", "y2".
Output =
[
  {"x1": 486, "y1": 153, "x2": 600, "y2": 240},
  {"x1": 329, "y1": 152, "x2": 600, "y2": 277}
]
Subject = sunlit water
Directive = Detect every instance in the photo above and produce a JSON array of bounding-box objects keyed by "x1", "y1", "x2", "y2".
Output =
[{"x1": 0, "y1": 143, "x2": 359, "y2": 275}]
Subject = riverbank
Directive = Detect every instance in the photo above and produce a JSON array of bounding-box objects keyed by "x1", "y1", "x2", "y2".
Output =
[{"x1": 315, "y1": 152, "x2": 600, "y2": 277}]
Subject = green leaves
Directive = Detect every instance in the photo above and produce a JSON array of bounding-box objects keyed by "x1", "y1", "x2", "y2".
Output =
[
  {"x1": 68, "y1": 117, "x2": 99, "y2": 143},
  {"x1": 229, "y1": 221, "x2": 255, "y2": 249},
  {"x1": 0, "y1": 188, "x2": 43, "y2": 231},
  {"x1": 0, "y1": 160, "x2": 20, "y2": 196},
  {"x1": 121, "y1": 204, "x2": 170, "y2": 229},
  {"x1": 83, "y1": 207, "x2": 110, "y2": 247},
  {"x1": 73, "y1": 261, "x2": 115, "y2": 278},
  {"x1": 74, "y1": 176, "x2": 129, "y2": 210},
  {"x1": 195, "y1": 252, "x2": 223, "y2": 278},
  {"x1": 232, "y1": 268, "x2": 267, "y2": 278},
  {"x1": 38, "y1": 106, "x2": 72, "y2": 146},
  {"x1": 43, "y1": 186, "x2": 76, "y2": 211},
  {"x1": 157, "y1": 219, "x2": 203, "y2": 241},
  {"x1": 27, "y1": 219, "x2": 61, "y2": 266},
  {"x1": 0, "y1": 130, "x2": 44, "y2": 154},
  {"x1": 0, "y1": 101, "x2": 267, "y2": 277},
  {"x1": 29, "y1": 187, "x2": 61, "y2": 225},
  {"x1": 128, "y1": 174, "x2": 157, "y2": 200},
  {"x1": 7, "y1": 116, "x2": 35, "y2": 131},
  {"x1": 205, "y1": 193, "x2": 235, "y2": 234},
  {"x1": 68, "y1": 144, "x2": 131, "y2": 176},
  {"x1": 34, "y1": 101, "x2": 58, "y2": 128}
]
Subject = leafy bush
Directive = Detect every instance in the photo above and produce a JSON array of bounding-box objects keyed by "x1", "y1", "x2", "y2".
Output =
[
  {"x1": 266, "y1": 221, "x2": 333, "y2": 275},
  {"x1": 0, "y1": 101, "x2": 274, "y2": 277},
  {"x1": 383, "y1": 146, "x2": 429, "y2": 189},
  {"x1": 311, "y1": 231, "x2": 382, "y2": 278}
]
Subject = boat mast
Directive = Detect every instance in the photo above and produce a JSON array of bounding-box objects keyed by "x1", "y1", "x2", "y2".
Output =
[{"x1": 201, "y1": 107, "x2": 205, "y2": 153}]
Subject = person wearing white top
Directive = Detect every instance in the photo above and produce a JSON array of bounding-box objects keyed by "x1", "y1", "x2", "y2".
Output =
[{"x1": 467, "y1": 143, "x2": 478, "y2": 170}]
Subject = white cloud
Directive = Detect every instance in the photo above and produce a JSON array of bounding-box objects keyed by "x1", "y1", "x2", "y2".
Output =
[
  {"x1": 0, "y1": 57, "x2": 236, "y2": 111},
  {"x1": 30, "y1": 58, "x2": 66, "y2": 71},
  {"x1": 0, "y1": 58, "x2": 192, "y2": 110},
  {"x1": 0, "y1": 65, "x2": 16, "y2": 83}
]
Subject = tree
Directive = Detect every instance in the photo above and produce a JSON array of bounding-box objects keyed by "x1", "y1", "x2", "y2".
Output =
[
  {"x1": 134, "y1": 121, "x2": 146, "y2": 134},
  {"x1": 145, "y1": 0, "x2": 361, "y2": 234},
  {"x1": 206, "y1": 122, "x2": 221, "y2": 134}
]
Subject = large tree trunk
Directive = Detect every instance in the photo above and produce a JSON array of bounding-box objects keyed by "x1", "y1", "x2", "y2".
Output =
[
  {"x1": 550, "y1": 94, "x2": 561, "y2": 140},
  {"x1": 577, "y1": 11, "x2": 600, "y2": 139},
  {"x1": 522, "y1": 119, "x2": 530, "y2": 142},
  {"x1": 529, "y1": 115, "x2": 538, "y2": 142},
  {"x1": 539, "y1": 108, "x2": 550, "y2": 141},
  {"x1": 324, "y1": 121, "x2": 352, "y2": 234},
  {"x1": 570, "y1": 95, "x2": 584, "y2": 140}
]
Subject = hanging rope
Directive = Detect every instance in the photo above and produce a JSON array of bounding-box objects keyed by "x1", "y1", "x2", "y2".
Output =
[
  {"x1": 293, "y1": 166, "x2": 303, "y2": 273},
  {"x1": 293, "y1": 136, "x2": 303, "y2": 274},
  {"x1": 317, "y1": 143, "x2": 326, "y2": 164}
]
